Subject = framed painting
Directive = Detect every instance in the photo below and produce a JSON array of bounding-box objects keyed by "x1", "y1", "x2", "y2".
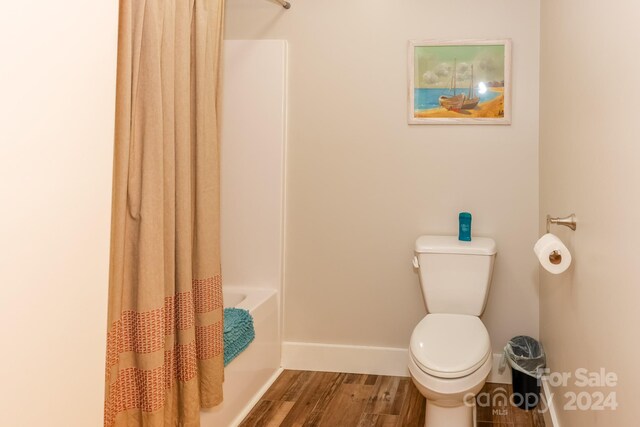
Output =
[{"x1": 408, "y1": 39, "x2": 511, "y2": 125}]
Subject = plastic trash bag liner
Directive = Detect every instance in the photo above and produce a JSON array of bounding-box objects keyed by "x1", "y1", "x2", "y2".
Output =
[{"x1": 499, "y1": 335, "x2": 546, "y2": 378}]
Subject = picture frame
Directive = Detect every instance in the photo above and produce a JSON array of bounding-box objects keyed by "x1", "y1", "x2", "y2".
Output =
[{"x1": 408, "y1": 39, "x2": 512, "y2": 125}]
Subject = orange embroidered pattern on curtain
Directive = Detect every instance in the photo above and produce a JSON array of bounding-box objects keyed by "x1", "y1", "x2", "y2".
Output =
[{"x1": 104, "y1": 0, "x2": 226, "y2": 426}]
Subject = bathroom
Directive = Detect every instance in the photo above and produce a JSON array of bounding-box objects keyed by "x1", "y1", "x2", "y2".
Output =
[{"x1": 1, "y1": 0, "x2": 638, "y2": 426}]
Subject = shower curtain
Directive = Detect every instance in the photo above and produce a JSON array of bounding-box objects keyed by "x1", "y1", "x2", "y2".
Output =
[{"x1": 104, "y1": 0, "x2": 225, "y2": 426}]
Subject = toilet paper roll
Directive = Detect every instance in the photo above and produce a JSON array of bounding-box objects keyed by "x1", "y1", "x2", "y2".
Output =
[{"x1": 533, "y1": 233, "x2": 572, "y2": 274}]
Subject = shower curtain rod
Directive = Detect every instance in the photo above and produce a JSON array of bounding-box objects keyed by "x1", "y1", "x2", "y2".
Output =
[{"x1": 274, "y1": 0, "x2": 291, "y2": 9}]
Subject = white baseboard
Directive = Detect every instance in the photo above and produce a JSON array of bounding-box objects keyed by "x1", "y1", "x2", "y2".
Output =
[
  {"x1": 541, "y1": 377, "x2": 561, "y2": 427},
  {"x1": 487, "y1": 353, "x2": 511, "y2": 384},
  {"x1": 283, "y1": 341, "x2": 509, "y2": 384},
  {"x1": 282, "y1": 341, "x2": 410, "y2": 377}
]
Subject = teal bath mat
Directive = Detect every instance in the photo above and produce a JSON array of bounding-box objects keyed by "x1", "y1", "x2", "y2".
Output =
[{"x1": 223, "y1": 308, "x2": 255, "y2": 366}]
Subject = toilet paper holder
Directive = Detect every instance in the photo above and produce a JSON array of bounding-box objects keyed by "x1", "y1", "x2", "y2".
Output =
[
  {"x1": 546, "y1": 213, "x2": 577, "y2": 233},
  {"x1": 545, "y1": 214, "x2": 576, "y2": 264}
]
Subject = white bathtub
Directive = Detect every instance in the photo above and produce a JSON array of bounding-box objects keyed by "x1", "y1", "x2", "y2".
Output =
[{"x1": 201, "y1": 286, "x2": 281, "y2": 427}]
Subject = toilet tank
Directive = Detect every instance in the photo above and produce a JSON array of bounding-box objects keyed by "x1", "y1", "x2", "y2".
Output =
[{"x1": 414, "y1": 235, "x2": 497, "y2": 316}]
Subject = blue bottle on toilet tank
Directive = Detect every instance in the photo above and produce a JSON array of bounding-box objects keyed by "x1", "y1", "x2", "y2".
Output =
[{"x1": 459, "y1": 212, "x2": 472, "y2": 241}]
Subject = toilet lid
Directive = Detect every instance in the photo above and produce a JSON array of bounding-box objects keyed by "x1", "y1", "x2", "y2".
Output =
[{"x1": 410, "y1": 313, "x2": 491, "y2": 379}]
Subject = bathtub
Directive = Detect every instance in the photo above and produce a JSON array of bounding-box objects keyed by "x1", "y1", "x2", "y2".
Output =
[{"x1": 201, "y1": 286, "x2": 281, "y2": 427}]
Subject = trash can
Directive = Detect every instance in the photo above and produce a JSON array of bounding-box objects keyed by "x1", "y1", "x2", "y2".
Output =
[{"x1": 501, "y1": 336, "x2": 546, "y2": 410}]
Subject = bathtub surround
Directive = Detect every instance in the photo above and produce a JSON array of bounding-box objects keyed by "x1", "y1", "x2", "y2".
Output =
[
  {"x1": 220, "y1": 40, "x2": 287, "y2": 296},
  {"x1": 104, "y1": 1, "x2": 226, "y2": 425},
  {"x1": 225, "y1": 0, "x2": 540, "y2": 368},
  {"x1": 540, "y1": 0, "x2": 640, "y2": 425},
  {"x1": 204, "y1": 40, "x2": 287, "y2": 426}
]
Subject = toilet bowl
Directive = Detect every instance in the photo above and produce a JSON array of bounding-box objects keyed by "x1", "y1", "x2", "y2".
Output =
[
  {"x1": 409, "y1": 313, "x2": 492, "y2": 427},
  {"x1": 410, "y1": 235, "x2": 497, "y2": 427}
]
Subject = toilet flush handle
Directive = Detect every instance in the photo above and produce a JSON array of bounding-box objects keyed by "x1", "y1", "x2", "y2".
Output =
[{"x1": 412, "y1": 256, "x2": 419, "y2": 269}]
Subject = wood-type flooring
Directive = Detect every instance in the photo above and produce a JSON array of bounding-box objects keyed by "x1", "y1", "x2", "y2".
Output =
[{"x1": 240, "y1": 370, "x2": 546, "y2": 426}]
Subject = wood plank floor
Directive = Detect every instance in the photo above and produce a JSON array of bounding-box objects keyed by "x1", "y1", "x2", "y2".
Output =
[{"x1": 239, "y1": 370, "x2": 546, "y2": 427}]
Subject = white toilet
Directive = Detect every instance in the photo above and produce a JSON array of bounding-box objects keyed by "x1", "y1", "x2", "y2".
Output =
[{"x1": 409, "y1": 235, "x2": 497, "y2": 427}]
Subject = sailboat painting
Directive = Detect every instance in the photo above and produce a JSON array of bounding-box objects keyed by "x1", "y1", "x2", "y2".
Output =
[{"x1": 408, "y1": 39, "x2": 511, "y2": 124}]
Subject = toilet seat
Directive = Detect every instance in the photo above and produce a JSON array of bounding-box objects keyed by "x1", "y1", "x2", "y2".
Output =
[{"x1": 410, "y1": 313, "x2": 491, "y2": 379}]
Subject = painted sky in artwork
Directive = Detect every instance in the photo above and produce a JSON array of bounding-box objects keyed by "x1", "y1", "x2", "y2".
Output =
[{"x1": 414, "y1": 45, "x2": 505, "y2": 89}]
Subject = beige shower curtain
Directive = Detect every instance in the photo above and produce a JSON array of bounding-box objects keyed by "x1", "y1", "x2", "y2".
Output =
[{"x1": 104, "y1": 1, "x2": 225, "y2": 426}]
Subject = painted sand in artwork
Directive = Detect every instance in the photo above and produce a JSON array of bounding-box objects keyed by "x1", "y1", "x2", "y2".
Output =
[{"x1": 413, "y1": 44, "x2": 505, "y2": 119}]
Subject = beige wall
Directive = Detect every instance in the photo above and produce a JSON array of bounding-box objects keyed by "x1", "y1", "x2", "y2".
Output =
[
  {"x1": 0, "y1": 1, "x2": 544, "y2": 424},
  {"x1": 540, "y1": 0, "x2": 640, "y2": 425},
  {"x1": 226, "y1": 0, "x2": 541, "y2": 352},
  {"x1": 0, "y1": 2, "x2": 117, "y2": 425}
]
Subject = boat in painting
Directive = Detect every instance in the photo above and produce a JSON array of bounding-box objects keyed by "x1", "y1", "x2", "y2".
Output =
[
  {"x1": 439, "y1": 94, "x2": 464, "y2": 111},
  {"x1": 439, "y1": 59, "x2": 464, "y2": 111},
  {"x1": 461, "y1": 64, "x2": 479, "y2": 110}
]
